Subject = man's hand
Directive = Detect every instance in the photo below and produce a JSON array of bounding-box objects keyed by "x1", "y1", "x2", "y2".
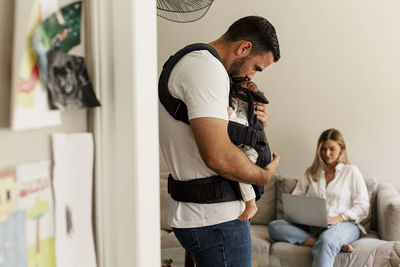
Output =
[
  {"x1": 328, "y1": 216, "x2": 343, "y2": 225},
  {"x1": 240, "y1": 81, "x2": 269, "y2": 128}
]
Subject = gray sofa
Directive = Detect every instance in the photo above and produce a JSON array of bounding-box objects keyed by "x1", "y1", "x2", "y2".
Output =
[{"x1": 160, "y1": 172, "x2": 400, "y2": 266}]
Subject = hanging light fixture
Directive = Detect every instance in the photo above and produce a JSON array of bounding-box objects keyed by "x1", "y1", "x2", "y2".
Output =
[{"x1": 157, "y1": 0, "x2": 214, "y2": 23}]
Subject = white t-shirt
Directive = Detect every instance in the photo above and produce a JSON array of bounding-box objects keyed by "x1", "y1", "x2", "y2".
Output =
[
  {"x1": 159, "y1": 50, "x2": 245, "y2": 228},
  {"x1": 292, "y1": 163, "x2": 370, "y2": 223}
]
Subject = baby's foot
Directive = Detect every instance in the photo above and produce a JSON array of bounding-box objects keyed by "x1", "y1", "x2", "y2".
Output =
[
  {"x1": 341, "y1": 244, "x2": 354, "y2": 253},
  {"x1": 238, "y1": 205, "x2": 258, "y2": 221}
]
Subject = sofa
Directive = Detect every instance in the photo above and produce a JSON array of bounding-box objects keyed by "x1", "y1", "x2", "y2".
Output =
[{"x1": 160, "y1": 172, "x2": 400, "y2": 266}]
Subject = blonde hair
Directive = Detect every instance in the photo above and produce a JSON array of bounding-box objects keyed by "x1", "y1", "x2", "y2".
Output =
[{"x1": 305, "y1": 128, "x2": 351, "y2": 182}]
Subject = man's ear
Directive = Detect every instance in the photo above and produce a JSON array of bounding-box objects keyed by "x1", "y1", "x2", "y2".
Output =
[{"x1": 234, "y1": 41, "x2": 252, "y2": 58}]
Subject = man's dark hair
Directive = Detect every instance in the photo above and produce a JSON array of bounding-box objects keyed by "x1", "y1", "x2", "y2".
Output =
[{"x1": 222, "y1": 16, "x2": 280, "y2": 62}]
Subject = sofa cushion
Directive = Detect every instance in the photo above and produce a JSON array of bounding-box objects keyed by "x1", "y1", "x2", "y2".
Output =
[
  {"x1": 334, "y1": 236, "x2": 386, "y2": 267},
  {"x1": 160, "y1": 173, "x2": 172, "y2": 231},
  {"x1": 275, "y1": 174, "x2": 298, "y2": 220},
  {"x1": 360, "y1": 177, "x2": 378, "y2": 233},
  {"x1": 377, "y1": 183, "x2": 400, "y2": 241},
  {"x1": 251, "y1": 177, "x2": 277, "y2": 225},
  {"x1": 270, "y1": 242, "x2": 312, "y2": 267},
  {"x1": 361, "y1": 241, "x2": 400, "y2": 267},
  {"x1": 250, "y1": 224, "x2": 272, "y2": 255}
]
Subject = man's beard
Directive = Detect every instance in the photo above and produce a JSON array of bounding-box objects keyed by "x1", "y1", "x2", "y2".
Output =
[{"x1": 228, "y1": 56, "x2": 248, "y2": 82}]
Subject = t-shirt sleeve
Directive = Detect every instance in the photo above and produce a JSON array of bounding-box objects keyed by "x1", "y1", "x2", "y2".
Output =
[{"x1": 169, "y1": 52, "x2": 230, "y2": 121}]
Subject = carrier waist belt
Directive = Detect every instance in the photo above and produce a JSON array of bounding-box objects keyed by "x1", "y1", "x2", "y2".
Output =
[{"x1": 168, "y1": 174, "x2": 241, "y2": 204}]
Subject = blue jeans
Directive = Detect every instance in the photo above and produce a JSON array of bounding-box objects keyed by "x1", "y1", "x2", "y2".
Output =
[
  {"x1": 173, "y1": 220, "x2": 252, "y2": 267},
  {"x1": 268, "y1": 219, "x2": 360, "y2": 267}
]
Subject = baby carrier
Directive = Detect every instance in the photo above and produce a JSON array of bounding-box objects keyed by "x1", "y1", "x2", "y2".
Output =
[{"x1": 159, "y1": 43, "x2": 272, "y2": 203}]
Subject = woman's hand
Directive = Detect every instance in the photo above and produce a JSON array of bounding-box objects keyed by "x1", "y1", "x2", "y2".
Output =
[
  {"x1": 240, "y1": 81, "x2": 269, "y2": 128},
  {"x1": 327, "y1": 216, "x2": 343, "y2": 225}
]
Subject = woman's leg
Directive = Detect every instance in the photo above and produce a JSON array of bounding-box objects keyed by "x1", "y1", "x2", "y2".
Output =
[
  {"x1": 268, "y1": 219, "x2": 312, "y2": 244},
  {"x1": 311, "y1": 222, "x2": 360, "y2": 267}
]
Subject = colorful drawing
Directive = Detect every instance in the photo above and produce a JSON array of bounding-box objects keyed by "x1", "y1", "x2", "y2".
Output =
[
  {"x1": 11, "y1": 0, "x2": 61, "y2": 130},
  {"x1": 16, "y1": 0, "x2": 41, "y2": 107},
  {"x1": 17, "y1": 160, "x2": 55, "y2": 267},
  {"x1": 0, "y1": 169, "x2": 27, "y2": 267}
]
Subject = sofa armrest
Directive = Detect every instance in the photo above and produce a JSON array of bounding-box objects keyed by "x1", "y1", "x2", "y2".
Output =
[{"x1": 377, "y1": 183, "x2": 400, "y2": 241}]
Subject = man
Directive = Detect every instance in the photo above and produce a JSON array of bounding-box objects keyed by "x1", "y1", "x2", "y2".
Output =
[{"x1": 159, "y1": 16, "x2": 281, "y2": 267}]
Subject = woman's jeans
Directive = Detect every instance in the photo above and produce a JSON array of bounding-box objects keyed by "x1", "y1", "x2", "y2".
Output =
[
  {"x1": 268, "y1": 219, "x2": 360, "y2": 267},
  {"x1": 173, "y1": 220, "x2": 252, "y2": 267}
]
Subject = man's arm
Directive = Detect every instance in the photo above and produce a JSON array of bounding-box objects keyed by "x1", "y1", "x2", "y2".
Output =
[{"x1": 190, "y1": 117, "x2": 279, "y2": 186}]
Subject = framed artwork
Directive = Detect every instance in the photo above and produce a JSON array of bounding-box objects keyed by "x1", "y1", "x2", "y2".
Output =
[{"x1": 10, "y1": 0, "x2": 62, "y2": 130}]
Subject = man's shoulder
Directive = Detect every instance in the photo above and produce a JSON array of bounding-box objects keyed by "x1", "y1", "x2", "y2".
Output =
[
  {"x1": 178, "y1": 50, "x2": 225, "y2": 72},
  {"x1": 170, "y1": 50, "x2": 229, "y2": 90}
]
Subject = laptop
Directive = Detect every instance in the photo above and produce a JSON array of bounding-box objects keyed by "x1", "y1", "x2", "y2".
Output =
[{"x1": 282, "y1": 193, "x2": 329, "y2": 228}]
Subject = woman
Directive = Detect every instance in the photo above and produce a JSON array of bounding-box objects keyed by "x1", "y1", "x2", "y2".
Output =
[{"x1": 268, "y1": 129, "x2": 370, "y2": 267}]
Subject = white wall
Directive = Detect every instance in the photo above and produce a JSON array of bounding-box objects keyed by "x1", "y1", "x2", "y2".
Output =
[{"x1": 158, "y1": 0, "x2": 400, "y2": 188}]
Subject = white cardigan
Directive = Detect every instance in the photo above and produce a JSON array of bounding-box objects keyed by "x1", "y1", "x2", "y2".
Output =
[{"x1": 292, "y1": 163, "x2": 370, "y2": 223}]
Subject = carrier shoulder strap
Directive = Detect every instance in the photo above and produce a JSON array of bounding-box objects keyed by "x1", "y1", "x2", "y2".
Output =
[{"x1": 158, "y1": 43, "x2": 222, "y2": 124}]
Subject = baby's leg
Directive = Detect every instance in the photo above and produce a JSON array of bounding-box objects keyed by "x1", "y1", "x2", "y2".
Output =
[{"x1": 238, "y1": 199, "x2": 258, "y2": 221}]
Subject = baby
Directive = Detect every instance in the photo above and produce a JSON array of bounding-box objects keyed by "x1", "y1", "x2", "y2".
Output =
[{"x1": 227, "y1": 84, "x2": 261, "y2": 221}]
